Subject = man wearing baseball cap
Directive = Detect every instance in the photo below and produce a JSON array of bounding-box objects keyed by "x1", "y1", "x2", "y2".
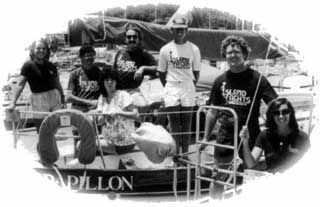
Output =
[{"x1": 158, "y1": 16, "x2": 201, "y2": 158}]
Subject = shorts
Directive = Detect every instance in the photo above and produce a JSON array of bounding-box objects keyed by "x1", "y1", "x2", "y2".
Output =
[
  {"x1": 214, "y1": 111, "x2": 237, "y2": 157},
  {"x1": 30, "y1": 89, "x2": 62, "y2": 118},
  {"x1": 201, "y1": 150, "x2": 243, "y2": 184},
  {"x1": 163, "y1": 81, "x2": 196, "y2": 107},
  {"x1": 213, "y1": 155, "x2": 244, "y2": 185}
]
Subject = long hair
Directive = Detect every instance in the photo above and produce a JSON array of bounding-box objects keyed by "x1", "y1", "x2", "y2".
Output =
[
  {"x1": 265, "y1": 97, "x2": 299, "y2": 134},
  {"x1": 29, "y1": 39, "x2": 51, "y2": 61},
  {"x1": 99, "y1": 69, "x2": 120, "y2": 98},
  {"x1": 220, "y1": 35, "x2": 251, "y2": 60}
]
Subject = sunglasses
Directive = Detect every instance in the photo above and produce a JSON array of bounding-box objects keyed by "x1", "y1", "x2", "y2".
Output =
[
  {"x1": 272, "y1": 109, "x2": 290, "y2": 116},
  {"x1": 126, "y1": 35, "x2": 138, "y2": 40}
]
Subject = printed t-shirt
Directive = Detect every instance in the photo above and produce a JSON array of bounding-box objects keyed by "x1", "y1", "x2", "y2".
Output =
[
  {"x1": 158, "y1": 41, "x2": 201, "y2": 82},
  {"x1": 113, "y1": 48, "x2": 156, "y2": 90},
  {"x1": 208, "y1": 67, "x2": 277, "y2": 157},
  {"x1": 67, "y1": 65, "x2": 101, "y2": 110}
]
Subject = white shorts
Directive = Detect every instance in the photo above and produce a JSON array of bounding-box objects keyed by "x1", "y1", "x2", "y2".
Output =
[
  {"x1": 30, "y1": 89, "x2": 62, "y2": 118},
  {"x1": 163, "y1": 81, "x2": 196, "y2": 107}
]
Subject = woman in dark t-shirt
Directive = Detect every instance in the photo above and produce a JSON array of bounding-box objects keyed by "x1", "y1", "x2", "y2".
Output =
[
  {"x1": 240, "y1": 97, "x2": 310, "y2": 173},
  {"x1": 7, "y1": 39, "x2": 65, "y2": 131}
]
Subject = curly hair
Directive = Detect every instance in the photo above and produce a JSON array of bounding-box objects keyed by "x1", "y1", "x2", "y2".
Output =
[
  {"x1": 29, "y1": 39, "x2": 51, "y2": 61},
  {"x1": 265, "y1": 97, "x2": 299, "y2": 134},
  {"x1": 220, "y1": 35, "x2": 251, "y2": 60}
]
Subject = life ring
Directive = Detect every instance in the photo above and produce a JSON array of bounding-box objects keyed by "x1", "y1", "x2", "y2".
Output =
[{"x1": 38, "y1": 109, "x2": 97, "y2": 165}]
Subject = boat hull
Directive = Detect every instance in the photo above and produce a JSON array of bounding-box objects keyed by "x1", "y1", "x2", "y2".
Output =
[{"x1": 35, "y1": 167, "x2": 210, "y2": 195}]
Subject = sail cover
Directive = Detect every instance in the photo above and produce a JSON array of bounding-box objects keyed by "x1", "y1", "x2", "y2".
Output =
[{"x1": 68, "y1": 16, "x2": 286, "y2": 60}]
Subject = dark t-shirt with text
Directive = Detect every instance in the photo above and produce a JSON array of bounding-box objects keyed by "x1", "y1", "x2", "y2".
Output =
[
  {"x1": 113, "y1": 48, "x2": 156, "y2": 90},
  {"x1": 67, "y1": 65, "x2": 102, "y2": 110},
  {"x1": 208, "y1": 67, "x2": 277, "y2": 157}
]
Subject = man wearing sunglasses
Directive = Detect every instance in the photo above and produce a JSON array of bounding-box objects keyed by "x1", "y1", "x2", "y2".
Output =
[{"x1": 113, "y1": 26, "x2": 157, "y2": 92}]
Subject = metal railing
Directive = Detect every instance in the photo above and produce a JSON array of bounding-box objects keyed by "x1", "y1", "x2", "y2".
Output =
[
  {"x1": 193, "y1": 105, "x2": 240, "y2": 199},
  {"x1": 6, "y1": 95, "x2": 314, "y2": 199}
]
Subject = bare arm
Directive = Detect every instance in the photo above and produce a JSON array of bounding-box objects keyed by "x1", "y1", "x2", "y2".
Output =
[
  {"x1": 243, "y1": 142, "x2": 263, "y2": 169},
  {"x1": 134, "y1": 65, "x2": 158, "y2": 81},
  {"x1": 55, "y1": 75, "x2": 65, "y2": 104},
  {"x1": 158, "y1": 48, "x2": 168, "y2": 87},
  {"x1": 192, "y1": 45, "x2": 201, "y2": 85},
  {"x1": 116, "y1": 106, "x2": 139, "y2": 121},
  {"x1": 199, "y1": 108, "x2": 218, "y2": 150},
  {"x1": 240, "y1": 126, "x2": 263, "y2": 168},
  {"x1": 203, "y1": 108, "x2": 218, "y2": 141},
  {"x1": 193, "y1": 71, "x2": 200, "y2": 85},
  {"x1": 66, "y1": 93, "x2": 98, "y2": 106},
  {"x1": 158, "y1": 71, "x2": 167, "y2": 87},
  {"x1": 141, "y1": 65, "x2": 158, "y2": 76},
  {"x1": 7, "y1": 76, "x2": 27, "y2": 110},
  {"x1": 138, "y1": 51, "x2": 158, "y2": 77},
  {"x1": 66, "y1": 71, "x2": 97, "y2": 106}
]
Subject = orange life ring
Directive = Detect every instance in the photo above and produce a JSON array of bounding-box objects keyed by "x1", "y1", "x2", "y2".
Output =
[{"x1": 38, "y1": 109, "x2": 96, "y2": 165}]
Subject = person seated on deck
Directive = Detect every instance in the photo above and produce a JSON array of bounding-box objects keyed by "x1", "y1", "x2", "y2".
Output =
[
  {"x1": 66, "y1": 45, "x2": 104, "y2": 154},
  {"x1": 66, "y1": 45, "x2": 102, "y2": 112},
  {"x1": 113, "y1": 26, "x2": 158, "y2": 122},
  {"x1": 6, "y1": 39, "x2": 65, "y2": 132},
  {"x1": 240, "y1": 97, "x2": 310, "y2": 173},
  {"x1": 96, "y1": 69, "x2": 139, "y2": 149}
]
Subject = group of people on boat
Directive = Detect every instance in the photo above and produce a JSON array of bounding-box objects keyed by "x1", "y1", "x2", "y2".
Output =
[{"x1": 6, "y1": 15, "x2": 310, "y2": 198}]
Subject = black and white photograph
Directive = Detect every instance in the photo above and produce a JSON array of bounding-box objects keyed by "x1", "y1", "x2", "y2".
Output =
[{"x1": 0, "y1": 0, "x2": 319, "y2": 206}]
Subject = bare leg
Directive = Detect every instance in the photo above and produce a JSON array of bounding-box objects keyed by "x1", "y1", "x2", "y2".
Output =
[
  {"x1": 180, "y1": 106, "x2": 194, "y2": 154},
  {"x1": 166, "y1": 105, "x2": 182, "y2": 154}
]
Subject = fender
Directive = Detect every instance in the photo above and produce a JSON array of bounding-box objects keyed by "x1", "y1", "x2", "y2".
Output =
[{"x1": 38, "y1": 109, "x2": 96, "y2": 165}]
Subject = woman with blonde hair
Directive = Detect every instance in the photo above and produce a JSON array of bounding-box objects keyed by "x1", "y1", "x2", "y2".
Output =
[{"x1": 7, "y1": 38, "x2": 64, "y2": 132}]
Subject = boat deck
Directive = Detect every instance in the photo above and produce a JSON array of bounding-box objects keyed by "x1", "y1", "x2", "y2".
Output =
[{"x1": 15, "y1": 126, "x2": 202, "y2": 170}]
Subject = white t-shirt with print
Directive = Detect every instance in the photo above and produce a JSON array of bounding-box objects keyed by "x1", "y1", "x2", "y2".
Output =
[{"x1": 158, "y1": 41, "x2": 201, "y2": 82}]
